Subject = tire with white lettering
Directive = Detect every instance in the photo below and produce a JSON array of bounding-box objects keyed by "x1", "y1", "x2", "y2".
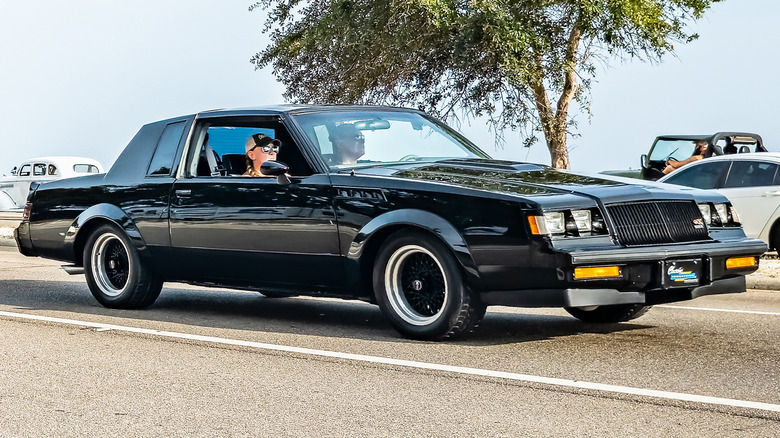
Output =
[
  {"x1": 373, "y1": 230, "x2": 486, "y2": 340},
  {"x1": 565, "y1": 304, "x2": 651, "y2": 323},
  {"x1": 83, "y1": 223, "x2": 163, "y2": 309}
]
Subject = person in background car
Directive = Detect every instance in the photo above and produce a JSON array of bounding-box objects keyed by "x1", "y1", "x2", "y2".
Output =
[
  {"x1": 663, "y1": 140, "x2": 709, "y2": 174},
  {"x1": 329, "y1": 124, "x2": 365, "y2": 165},
  {"x1": 244, "y1": 133, "x2": 282, "y2": 177}
]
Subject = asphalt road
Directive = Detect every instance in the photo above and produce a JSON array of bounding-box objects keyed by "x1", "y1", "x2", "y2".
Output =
[{"x1": 0, "y1": 246, "x2": 778, "y2": 437}]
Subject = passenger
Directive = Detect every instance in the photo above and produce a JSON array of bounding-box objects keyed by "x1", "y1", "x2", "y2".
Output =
[
  {"x1": 329, "y1": 124, "x2": 365, "y2": 165},
  {"x1": 244, "y1": 133, "x2": 282, "y2": 177},
  {"x1": 663, "y1": 140, "x2": 708, "y2": 175}
]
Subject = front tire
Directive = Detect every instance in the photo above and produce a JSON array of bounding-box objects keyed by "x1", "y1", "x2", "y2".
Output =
[
  {"x1": 83, "y1": 223, "x2": 163, "y2": 309},
  {"x1": 373, "y1": 231, "x2": 485, "y2": 340},
  {"x1": 565, "y1": 303, "x2": 651, "y2": 323}
]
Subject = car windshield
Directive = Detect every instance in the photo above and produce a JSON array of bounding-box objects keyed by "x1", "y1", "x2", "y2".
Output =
[
  {"x1": 291, "y1": 110, "x2": 489, "y2": 170},
  {"x1": 649, "y1": 139, "x2": 699, "y2": 162}
]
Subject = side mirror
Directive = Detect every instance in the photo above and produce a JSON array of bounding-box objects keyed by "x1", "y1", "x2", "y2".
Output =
[
  {"x1": 10, "y1": 166, "x2": 17, "y2": 176},
  {"x1": 640, "y1": 154, "x2": 648, "y2": 169},
  {"x1": 260, "y1": 161, "x2": 291, "y2": 185}
]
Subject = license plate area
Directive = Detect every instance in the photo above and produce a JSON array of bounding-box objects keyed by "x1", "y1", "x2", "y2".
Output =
[{"x1": 663, "y1": 258, "x2": 702, "y2": 288}]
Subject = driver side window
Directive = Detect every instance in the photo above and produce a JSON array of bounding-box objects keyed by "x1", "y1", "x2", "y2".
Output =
[{"x1": 186, "y1": 119, "x2": 313, "y2": 178}]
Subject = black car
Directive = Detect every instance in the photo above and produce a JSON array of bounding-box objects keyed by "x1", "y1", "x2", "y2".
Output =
[{"x1": 14, "y1": 106, "x2": 766, "y2": 340}]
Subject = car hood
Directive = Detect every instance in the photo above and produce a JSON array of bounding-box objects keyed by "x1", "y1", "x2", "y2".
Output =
[{"x1": 352, "y1": 159, "x2": 719, "y2": 205}]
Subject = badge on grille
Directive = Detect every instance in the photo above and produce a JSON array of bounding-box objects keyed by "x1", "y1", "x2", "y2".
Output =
[{"x1": 692, "y1": 218, "x2": 705, "y2": 229}]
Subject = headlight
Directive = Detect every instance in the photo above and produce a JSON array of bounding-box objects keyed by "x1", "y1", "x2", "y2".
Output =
[
  {"x1": 698, "y1": 203, "x2": 711, "y2": 225},
  {"x1": 729, "y1": 204, "x2": 741, "y2": 225},
  {"x1": 529, "y1": 208, "x2": 607, "y2": 237},
  {"x1": 698, "y1": 202, "x2": 740, "y2": 227},
  {"x1": 571, "y1": 210, "x2": 592, "y2": 232},
  {"x1": 543, "y1": 212, "x2": 565, "y2": 234},
  {"x1": 714, "y1": 203, "x2": 729, "y2": 225}
]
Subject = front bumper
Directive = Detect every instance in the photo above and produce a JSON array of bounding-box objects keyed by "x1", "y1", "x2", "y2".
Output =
[
  {"x1": 480, "y1": 237, "x2": 766, "y2": 308},
  {"x1": 481, "y1": 275, "x2": 746, "y2": 307}
]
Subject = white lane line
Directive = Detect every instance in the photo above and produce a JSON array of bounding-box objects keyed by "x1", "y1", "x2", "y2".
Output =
[
  {"x1": 657, "y1": 305, "x2": 780, "y2": 316},
  {"x1": 1, "y1": 310, "x2": 778, "y2": 414}
]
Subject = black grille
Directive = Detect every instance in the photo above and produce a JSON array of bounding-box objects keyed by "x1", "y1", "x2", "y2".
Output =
[{"x1": 606, "y1": 200, "x2": 710, "y2": 246}]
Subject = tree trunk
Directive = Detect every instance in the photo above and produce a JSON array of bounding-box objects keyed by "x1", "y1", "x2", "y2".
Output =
[
  {"x1": 531, "y1": 24, "x2": 581, "y2": 170},
  {"x1": 531, "y1": 60, "x2": 572, "y2": 170},
  {"x1": 548, "y1": 131, "x2": 570, "y2": 169}
]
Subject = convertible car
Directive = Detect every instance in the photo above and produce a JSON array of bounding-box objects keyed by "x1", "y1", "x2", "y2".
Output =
[{"x1": 15, "y1": 106, "x2": 766, "y2": 340}]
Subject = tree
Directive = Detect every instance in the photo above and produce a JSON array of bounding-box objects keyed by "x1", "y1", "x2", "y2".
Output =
[{"x1": 250, "y1": 0, "x2": 719, "y2": 169}]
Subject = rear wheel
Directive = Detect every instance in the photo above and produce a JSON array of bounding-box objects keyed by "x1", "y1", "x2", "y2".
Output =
[
  {"x1": 565, "y1": 303, "x2": 651, "y2": 323},
  {"x1": 83, "y1": 223, "x2": 162, "y2": 309},
  {"x1": 770, "y1": 223, "x2": 780, "y2": 252},
  {"x1": 373, "y1": 231, "x2": 485, "y2": 340}
]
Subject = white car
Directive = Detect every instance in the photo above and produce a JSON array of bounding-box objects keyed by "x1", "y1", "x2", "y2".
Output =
[
  {"x1": 1, "y1": 156, "x2": 103, "y2": 210},
  {"x1": 658, "y1": 152, "x2": 780, "y2": 249}
]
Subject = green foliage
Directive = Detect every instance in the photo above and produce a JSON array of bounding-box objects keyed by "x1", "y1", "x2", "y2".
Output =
[{"x1": 250, "y1": 0, "x2": 720, "y2": 168}]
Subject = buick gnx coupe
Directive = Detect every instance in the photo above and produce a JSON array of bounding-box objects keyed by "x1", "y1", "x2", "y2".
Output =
[{"x1": 15, "y1": 106, "x2": 766, "y2": 340}]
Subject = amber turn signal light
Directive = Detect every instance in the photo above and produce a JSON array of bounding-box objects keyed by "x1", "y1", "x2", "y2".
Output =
[
  {"x1": 528, "y1": 216, "x2": 545, "y2": 235},
  {"x1": 725, "y1": 256, "x2": 757, "y2": 269},
  {"x1": 573, "y1": 266, "x2": 622, "y2": 280}
]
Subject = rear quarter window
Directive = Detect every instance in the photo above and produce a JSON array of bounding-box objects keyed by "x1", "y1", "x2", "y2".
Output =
[
  {"x1": 147, "y1": 121, "x2": 187, "y2": 176},
  {"x1": 723, "y1": 161, "x2": 779, "y2": 188},
  {"x1": 73, "y1": 164, "x2": 100, "y2": 173}
]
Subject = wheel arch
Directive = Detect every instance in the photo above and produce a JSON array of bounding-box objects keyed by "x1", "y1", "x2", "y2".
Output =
[
  {"x1": 66, "y1": 203, "x2": 148, "y2": 266},
  {"x1": 767, "y1": 216, "x2": 780, "y2": 251},
  {"x1": 347, "y1": 209, "x2": 479, "y2": 299}
]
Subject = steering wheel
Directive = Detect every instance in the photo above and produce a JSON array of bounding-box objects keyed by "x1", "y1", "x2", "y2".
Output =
[
  {"x1": 662, "y1": 148, "x2": 680, "y2": 162},
  {"x1": 399, "y1": 154, "x2": 421, "y2": 162}
]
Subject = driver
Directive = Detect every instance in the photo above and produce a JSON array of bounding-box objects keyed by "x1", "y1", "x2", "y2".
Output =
[
  {"x1": 329, "y1": 124, "x2": 365, "y2": 165},
  {"x1": 663, "y1": 140, "x2": 708, "y2": 174}
]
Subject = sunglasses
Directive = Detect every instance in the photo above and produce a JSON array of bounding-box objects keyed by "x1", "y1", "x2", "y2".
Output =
[{"x1": 253, "y1": 145, "x2": 280, "y2": 153}]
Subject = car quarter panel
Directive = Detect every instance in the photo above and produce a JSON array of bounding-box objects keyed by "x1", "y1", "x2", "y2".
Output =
[{"x1": 25, "y1": 118, "x2": 192, "y2": 264}]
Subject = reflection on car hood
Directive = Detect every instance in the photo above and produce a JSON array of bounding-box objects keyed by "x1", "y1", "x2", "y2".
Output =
[{"x1": 354, "y1": 159, "x2": 719, "y2": 204}]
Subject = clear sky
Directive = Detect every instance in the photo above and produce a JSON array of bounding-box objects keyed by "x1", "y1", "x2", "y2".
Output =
[{"x1": 0, "y1": 1, "x2": 776, "y2": 175}]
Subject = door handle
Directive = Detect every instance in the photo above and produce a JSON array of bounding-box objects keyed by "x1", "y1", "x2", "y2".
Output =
[
  {"x1": 762, "y1": 191, "x2": 780, "y2": 197},
  {"x1": 175, "y1": 189, "x2": 192, "y2": 197}
]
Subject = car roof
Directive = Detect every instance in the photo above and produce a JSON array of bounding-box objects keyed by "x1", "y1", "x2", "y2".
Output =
[
  {"x1": 196, "y1": 104, "x2": 422, "y2": 118},
  {"x1": 690, "y1": 152, "x2": 780, "y2": 162},
  {"x1": 656, "y1": 132, "x2": 762, "y2": 142},
  {"x1": 18, "y1": 156, "x2": 103, "y2": 167}
]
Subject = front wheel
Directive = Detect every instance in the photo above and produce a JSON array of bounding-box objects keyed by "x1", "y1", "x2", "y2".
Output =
[
  {"x1": 565, "y1": 303, "x2": 651, "y2": 323},
  {"x1": 373, "y1": 231, "x2": 485, "y2": 340},
  {"x1": 83, "y1": 223, "x2": 163, "y2": 309}
]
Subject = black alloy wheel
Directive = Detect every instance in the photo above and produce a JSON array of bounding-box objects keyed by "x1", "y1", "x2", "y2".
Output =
[
  {"x1": 373, "y1": 230, "x2": 485, "y2": 340},
  {"x1": 83, "y1": 223, "x2": 163, "y2": 309}
]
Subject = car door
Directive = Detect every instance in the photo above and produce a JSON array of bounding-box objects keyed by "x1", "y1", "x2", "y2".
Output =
[
  {"x1": 168, "y1": 117, "x2": 344, "y2": 291},
  {"x1": 661, "y1": 160, "x2": 731, "y2": 190},
  {"x1": 716, "y1": 160, "x2": 780, "y2": 239}
]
